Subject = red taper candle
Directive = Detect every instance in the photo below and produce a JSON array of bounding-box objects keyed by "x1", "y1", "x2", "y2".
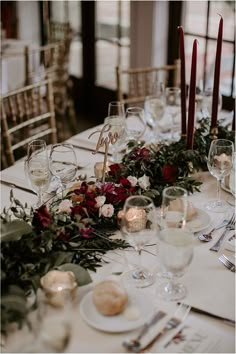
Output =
[
  {"x1": 187, "y1": 39, "x2": 197, "y2": 150},
  {"x1": 178, "y1": 26, "x2": 187, "y2": 135},
  {"x1": 211, "y1": 17, "x2": 223, "y2": 129},
  {"x1": 232, "y1": 110, "x2": 235, "y2": 131}
]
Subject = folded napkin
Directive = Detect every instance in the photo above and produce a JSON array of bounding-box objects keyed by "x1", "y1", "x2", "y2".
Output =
[{"x1": 224, "y1": 237, "x2": 236, "y2": 253}]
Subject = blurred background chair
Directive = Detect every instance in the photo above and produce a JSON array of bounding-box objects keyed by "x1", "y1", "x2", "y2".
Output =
[
  {"x1": 116, "y1": 60, "x2": 180, "y2": 106},
  {"x1": 1, "y1": 79, "x2": 57, "y2": 168},
  {"x1": 24, "y1": 38, "x2": 77, "y2": 142}
]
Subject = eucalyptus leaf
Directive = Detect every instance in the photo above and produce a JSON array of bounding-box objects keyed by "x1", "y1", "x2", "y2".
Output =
[
  {"x1": 0, "y1": 220, "x2": 32, "y2": 242},
  {"x1": 57, "y1": 263, "x2": 92, "y2": 286}
]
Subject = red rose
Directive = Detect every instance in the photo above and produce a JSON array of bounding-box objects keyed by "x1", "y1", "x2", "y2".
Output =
[
  {"x1": 119, "y1": 176, "x2": 131, "y2": 187},
  {"x1": 130, "y1": 147, "x2": 150, "y2": 161},
  {"x1": 80, "y1": 227, "x2": 93, "y2": 238},
  {"x1": 108, "y1": 163, "x2": 122, "y2": 177},
  {"x1": 162, "y1": 164, "x2": 177, "y2": 183},
  {"x1": 32, "y1": 205, "x2": 51, "y2": 230}
]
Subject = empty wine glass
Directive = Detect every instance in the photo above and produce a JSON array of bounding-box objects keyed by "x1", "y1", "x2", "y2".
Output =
[
  {"x1": 25, "y1": 139, "x2": 51, "y2": 208},
  {"x1": 156, "y1": 186, "x2": 194, "y2": 301},
  {"x1": 165, "y1": 87, "x2": 181, "y2": 141},
  {"x1": 206, "y1": 139, "x2": 234, "y2": 212},
  {"x1": 108, "y1": 101, "x2": 125, "y2": 117},
  {"x1": 198, "y1": 87, "x2": 222, "y2": 119},
  {"x1": 49, "y1": 143, "x2": 77, "y2": 193},
  {"x1": 144, "y1": 82, "x2": 165, "y2": 142},
  {"x1": 125, "y1": 107, "x2": 146, "y2": 141},
  {"x1": 121, "y1": 195, "x2": 157, "y2": 288},
  {"x1": 104, "y1": 115, "x2": 126, "y2": 163}
]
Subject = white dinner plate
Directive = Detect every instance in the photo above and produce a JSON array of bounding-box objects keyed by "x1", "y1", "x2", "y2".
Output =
[
  {"x1": 186, "y1": 208, "x2": 211, "y2": 233},
  {"x1": 80, "y1": 290, "x2": 154, "y2": 333}
]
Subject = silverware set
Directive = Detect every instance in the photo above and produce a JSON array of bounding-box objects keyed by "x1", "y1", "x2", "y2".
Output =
[
  {"x1": 123, "y1": 304, "x2": 190, "y2": 352},
  {"x1": 219, "y1": 254, "x2": 235, "y2": 272},
  {"x1": 210, "y1": 214, "x2": 235, "y2": 252}
]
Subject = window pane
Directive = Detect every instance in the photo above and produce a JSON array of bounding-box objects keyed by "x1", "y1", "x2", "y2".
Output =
[
  {"x1": 209, "y1": 1, "x2": 235, "y2": 41},
  {"x1": 206, "y1": 41, "x2": 235, "y2": 97},
  {"x1": 96, "y1": 40, "x2": 129, "y2": 89},
  {"x1": 96, "y1": 1, "x2": 119, "y2": 40},
  {"x1": 184, "y1": 1, "x2": 207, "y2": 36}
]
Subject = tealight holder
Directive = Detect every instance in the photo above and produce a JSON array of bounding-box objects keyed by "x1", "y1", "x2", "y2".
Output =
[
  {"x1": 40, "y1": 270, "x2": 78, "y2": 308},
  {"x1": 94, "y1": 161, "x2": 111, "y2": 180}
]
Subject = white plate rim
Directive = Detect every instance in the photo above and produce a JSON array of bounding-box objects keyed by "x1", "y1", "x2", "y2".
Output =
[
  {"x1": 187, "y1": 207, "x2": 211, "y2": 233},
  {"x1": 80, "y1": 290, "x2": 154, "y2": 333}
]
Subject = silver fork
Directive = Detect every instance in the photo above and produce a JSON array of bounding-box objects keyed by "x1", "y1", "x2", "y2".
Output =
[
  {"x1": 210, "y1": 215, "x2": 235, "y2": 252},
  {"x1": 219, "y1": 254, "x2": 235, "y2": 272},
  {"x1": 140, "y1": 304, "x2": 191, "y2": 353}
]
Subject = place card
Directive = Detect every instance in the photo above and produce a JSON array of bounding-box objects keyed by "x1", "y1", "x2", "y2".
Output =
[{"x1": 160, "y1": 319, "x2": 234, "y2": 353}]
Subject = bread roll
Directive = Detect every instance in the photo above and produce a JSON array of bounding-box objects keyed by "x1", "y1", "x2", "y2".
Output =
[{"x1": 93, "y1": 280, "x2": 128, "y2": 316}]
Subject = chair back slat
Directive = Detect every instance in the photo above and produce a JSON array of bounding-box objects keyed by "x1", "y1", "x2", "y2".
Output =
[
  {"x1": 116, "y1": 61, "x2": 181, "y2": 106},
  {"x1": 1, "y1": 79, "x2": 57, "y2": 168}
]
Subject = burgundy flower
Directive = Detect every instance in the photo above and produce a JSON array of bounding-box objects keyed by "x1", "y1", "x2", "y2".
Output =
[
  {"x1": 71, "y1": 204, "x2": 88, "y2": 218},
  {"x1": 32, "y1": 205, "x2": 51, "y2": 230},
  {"x1": 74, "y1": 181, "x2": 88, "y2": 195},
  {"x1": 80, "y1": 227, "x2": 93, "y2": 238},
  {"x1": 130, "y1": 147, "x2": 150, "y2": 161},
  {"x1": 119, "y1": 176, "x2": 131, "y2": 187},
  {"x1": 162, "y1": 164, "x2": 177, "y2": 183},
  {"x1": 98, "y1": 182, "x2": 116, "y2": 194},
  {"x1": 108, "y1": 163, "x2": 122, "y2": 177}
]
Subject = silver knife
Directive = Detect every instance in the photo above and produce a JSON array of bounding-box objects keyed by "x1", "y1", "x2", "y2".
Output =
[
  {"x1": 70, "y1": 142, "x2": 112, "y2": 155},
  {"x1": 0, "y1": 180, "x2": 37, "y2": 195},
  {"x1": 178, "y1": 303, "x2": 235, "y2": 327}
]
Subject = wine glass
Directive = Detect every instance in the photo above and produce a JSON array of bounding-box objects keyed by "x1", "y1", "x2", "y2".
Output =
[
  {"x1": 104, "y1": 115, "x2": 126, "y2": 163},
  {"x1": 49, "y1": 143, "x2": 77, "y2": 193},
  {"x1": 25, "y1": 139, "x2": 51, "y2": 208},
  {"x1": 165, "y1": 87, "x2": 181, "y2": 141},
  {"x1": 108, "y1": 101, "x2": 125, "y2": 117},
  {"x1": 198, "y1": 87, "x2": 222, "y2": 119},
  {"x1": 125, "y1": 107, "x2": 146, "y2": 141},
  {"x1": 156, "y1": 186, "x2": 194, "y2": 301},
  {"x1": 144, "y1": 82, "x2": 165, "y2": 142},
  {"x1": 121, "y1": 195, "x2": 157, "y2": 288},
  {"x1": 206, "y1": 139, "x2": 234, "y2": 212}
]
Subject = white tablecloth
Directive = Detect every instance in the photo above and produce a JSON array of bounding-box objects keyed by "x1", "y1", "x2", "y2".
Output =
[{"x1": 0, "y1": 127, "x2": 235, "y2": 353}]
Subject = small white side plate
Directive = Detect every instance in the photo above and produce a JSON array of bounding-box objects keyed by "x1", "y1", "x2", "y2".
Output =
[
  {"x1": 80, "y1": 290, "x2": 154, "y2": 333},
  {"x1": 187, "y1": 208, "x2": 211, "y2": 233}
]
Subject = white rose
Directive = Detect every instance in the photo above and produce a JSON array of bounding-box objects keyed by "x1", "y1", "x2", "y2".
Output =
[
  {"x1": 127, "y1": 175, "x2": 138, "y2": 187},
  {"x1": 101, "y1": 204, "x2": 114, "y2": 218},
  {"x1": 58, "y1": 199, "x2": 73, "y2": 213},
  {"x1": 138, "y1": 175, "x2": 150, "y2": 190},
  {"x1": 95, "y1": 196, "x2": 106, "y2": 208}
]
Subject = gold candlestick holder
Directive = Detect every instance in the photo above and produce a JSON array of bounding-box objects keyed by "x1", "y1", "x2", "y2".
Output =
[{"x1": 210, "y1": 127, "x2": 218, "y2": 140}]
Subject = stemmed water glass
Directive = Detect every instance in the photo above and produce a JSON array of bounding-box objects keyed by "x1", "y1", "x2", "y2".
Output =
[
  {"x1": 156, "y1": 186, "x2": 194, "y2": 301},
  {"x1": 125, "y1": 107, "x2": 146, "y2": 141},
  {"x1": 206, "y1": 139, "x2": 234, "y2": 212},
  {"x1": 144, "y1": 82, "x2": 165, "y2": 142},
  {"x1": 121, "y1": 195, "x2": 157, "y2": 288},
  {"x1": 165, "y1": 87, "x2": 181, "y2": 141},
  {"x1": 25, "y1": 139, "x2": 51, "y2": 208},
  {"x1": 49, "y1": 143, "x2": 77, "y2": 193},
  {"x1": 104, "y1": 115, "x2": 126, "y2": 163},
  {"x1": 108, "y1": 101, "x2": 125, "y2": 116}
]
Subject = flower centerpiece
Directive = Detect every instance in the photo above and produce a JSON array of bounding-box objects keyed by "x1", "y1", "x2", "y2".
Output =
[{"x1": 1, "y1": 118, "x2": 234, "y2": 333}]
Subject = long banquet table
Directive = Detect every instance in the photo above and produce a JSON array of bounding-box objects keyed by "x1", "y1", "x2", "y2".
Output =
[{"x1": 1, "y1": 126, "x2": 235, "y2": 353}]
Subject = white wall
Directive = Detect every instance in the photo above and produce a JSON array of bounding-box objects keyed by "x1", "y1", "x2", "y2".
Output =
[
  {"x1": 130, "y1": 1, "x2": 168, "y2": 68},
  {"x1": 17, "y1": 1, "x2": 40, "y2": 44},
  {"x1": 152, "y1": 1, "x2": 168, "y2": 67}
]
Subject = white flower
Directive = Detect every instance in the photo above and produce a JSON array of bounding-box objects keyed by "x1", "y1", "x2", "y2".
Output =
[
  {"x1": 127, "y1": 175, "x2": 138, "y2": 187},
  {"x1": 101, "y1": 204, "x2": 114, "y2": 218},
  {"x1": 58, "y1": 199, "x2": 73, "y2": 213},
  {"x1": 138, "y1": 175, "x2": 150, "y2": 190},
  {"x1": 95, "y1": 196, "x2": 106, "y2": 208}
]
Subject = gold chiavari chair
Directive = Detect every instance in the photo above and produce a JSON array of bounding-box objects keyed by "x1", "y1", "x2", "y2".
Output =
[
  {"x1": 116, "y1": 60, "x2": 180, "y2": 106},
  {"x1": 1, "y1": 79, "x2": 57, "y2": 168},
  {"x1": 24, "y1": 41, "x2": 77, "y2": 142}
]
